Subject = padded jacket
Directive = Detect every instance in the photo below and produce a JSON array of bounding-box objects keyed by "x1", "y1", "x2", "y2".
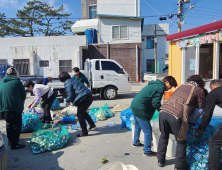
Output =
[
  {"x1": 160, "y1": 83, "x2": 205, "y2": 120},
  {"x1": 64, "y1": 78, "x2": 92, "y2": 106}
]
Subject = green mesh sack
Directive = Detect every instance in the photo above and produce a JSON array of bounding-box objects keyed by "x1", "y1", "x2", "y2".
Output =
[
  {"x1": 151, "y1": 110, "x2": 160, "y2": 122},
  {"x1": 30, "y1": 123, "x2": 69, "y2": 154}
]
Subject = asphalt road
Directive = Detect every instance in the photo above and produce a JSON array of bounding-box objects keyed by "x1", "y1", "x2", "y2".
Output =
[{"x1": 4, "y1": 91, "x2": 176, "y2": 170}]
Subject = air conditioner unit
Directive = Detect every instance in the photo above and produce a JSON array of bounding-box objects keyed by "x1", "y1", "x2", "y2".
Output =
[{"x1": 184, "y1": 0, "x2": 191, "y2": 3}]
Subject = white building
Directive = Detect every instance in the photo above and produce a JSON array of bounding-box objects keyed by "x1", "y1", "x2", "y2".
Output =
[
  {"x1": 141, "y1": 23, "x2": 169, "y2": 75},
  {"x1": 72, "y1": 0, "x2": 142, "y2": 44},
  {"x1": 0, "y1": 36, "x2": 88, "y2": 77}
]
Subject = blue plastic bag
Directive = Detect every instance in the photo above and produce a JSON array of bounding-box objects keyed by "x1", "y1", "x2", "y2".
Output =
[
  {"x1": 120, "y1": 108, "x2": 134, "y2": 131},
  {"x1": 21, "y1": 114, "x2": 42, "y2": 133},
  {"x1": 61, "y1": 115, "x2": 76, "y2": 123}
]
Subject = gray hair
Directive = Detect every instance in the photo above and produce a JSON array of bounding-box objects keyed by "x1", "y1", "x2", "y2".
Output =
[
  {"x1": 6, "y1": 67, "x2": 19, "y2": 77},
  {"x1": 210, "y1": 80, "x2": 222, "y2": 88}
]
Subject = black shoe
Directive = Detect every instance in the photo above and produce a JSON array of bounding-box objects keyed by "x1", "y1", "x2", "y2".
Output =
[
  {"x1": 158, "y1": 160, "x2": 165, "y2": 167},
  {"x1": 143, "y1": 151, "x2": 157, "y2": 157},
  {"x1": 89, "y1": 124, "x2": 96, "y2": 130},
  {"x1": 174, "y1": 165, "x2": 190, "y2": 170},
  {"x1": 133, "y1": 143, "x2": 144, "y2": 147},
  {"x1": 77, "y1": 133, "x2": 88, "y2": 137},
  {"x1": 11, "y1": 144, "x2": 25, "y2": 150}
]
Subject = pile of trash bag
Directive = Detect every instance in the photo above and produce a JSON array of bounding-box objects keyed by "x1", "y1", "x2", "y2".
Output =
[
  {"x1": 187, "y1": 117, "x2": 222, "y2": 170},
  {"x1": 90, "y1": 103, "x2": 114, "y2": 121},
  {"x1": 30, "y1": 123, "x2": 69, "y2": 154},
  {"x1": 21, "y1": 114, "x2": 42, "y2": 133}
]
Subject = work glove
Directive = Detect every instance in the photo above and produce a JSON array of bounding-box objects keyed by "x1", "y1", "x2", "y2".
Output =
[
  {"x1": 195, "y1": 129, "x2": 203, "y2": 138},
  {"x1": 28, "y1": 103, "x2": 32, "y2": 109},
  {"x1": 63, "y1": 99, "x2": 69, "y2": 107}
]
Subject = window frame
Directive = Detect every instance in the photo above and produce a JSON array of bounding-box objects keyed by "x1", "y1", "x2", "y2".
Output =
[
  {"x1": 112, "y1": 25, "x2": 129, "y2": 40},
  {"x1": 89, "y1": 4, "x2": 97, "y2": 19},
  {"x1": 59, "y1": 60, "x2": 72, "y2": 73},
  {"x1": 0, "y1": 59, "x2": 7, "y2": 65},
  {"x1": 146, "y1": 59, "x2": 155, "y2": 72},
  {"x1": 39, "y1": 60, "x2": 49, "y2": 67},
  {"x1": 101, "y1": 61, "x2": 121, "y2": 73},
  {"x1": 147, "y1": 36, "x2": 154, "y2": 49},
  {"x1": 95, "y1": 60, "x2": 100, "y2": 70}
]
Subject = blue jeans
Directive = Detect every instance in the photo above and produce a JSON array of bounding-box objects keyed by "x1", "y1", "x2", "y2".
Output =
[{"x1": 133, "y1": 115, "x2": 152, "y2": 154}]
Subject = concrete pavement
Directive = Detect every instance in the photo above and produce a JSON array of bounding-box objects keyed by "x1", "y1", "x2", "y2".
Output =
[{"x1": 5, "y1": 92, "x2": 176, "y2": 170}]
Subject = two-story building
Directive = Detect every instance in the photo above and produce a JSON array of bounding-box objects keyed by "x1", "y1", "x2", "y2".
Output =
[{"x1": 72, "y1": 0, "x2": 143, "y2": 81}]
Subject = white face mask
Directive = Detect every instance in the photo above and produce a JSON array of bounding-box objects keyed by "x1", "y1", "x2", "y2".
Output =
[{"x1": 74, "y1": 72, "x2": 77, "y2": 75}]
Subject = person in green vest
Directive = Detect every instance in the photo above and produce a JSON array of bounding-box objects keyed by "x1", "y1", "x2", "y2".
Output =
[
  {"x1": 131, "y1": 76, "x2": 177, "y2": 157},
  {"x1": 72, "y1": 67, "x2": 90, "y2": 87},
  {"x1": 0, "y1": 67, "x2": 26, "y2": 150}
]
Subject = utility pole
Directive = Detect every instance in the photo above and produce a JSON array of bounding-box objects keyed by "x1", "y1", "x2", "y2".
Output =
[
  {"x1": 154, "y1": 24, "x2": 157, "y2": 73},
  {"x1": 177, "y1": 0, "x2": 183, "y2": 32}
]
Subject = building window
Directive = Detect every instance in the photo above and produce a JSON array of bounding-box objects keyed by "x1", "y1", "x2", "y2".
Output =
[
  {"x1": 101, "y1": 61, "x2": 121, "y2": 73},
  {"x1": 89, "y1": 5, "x2": 97, "y2": 19},
  {"x1": 0, "y1": 59, "x2": 7, "y2": 65},
  {"x1": 147, "y1": 59, "x2": 155, "y2": 72},
  {"x1": 59, "y1": 60, "x2": 72, "y2": 73},
  {"x1": 147, "y1": 36, "x2": 154, "y2": 49},
  {"x1": 112, "y1": 26, "x2": 128, "y2": 39},
  {"x1": 39, "y1": 60, "x2": 49, "y2": 67}
]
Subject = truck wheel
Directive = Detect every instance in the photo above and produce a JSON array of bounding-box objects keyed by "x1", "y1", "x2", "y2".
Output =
[{"x1": 103, "y1": 86, "x2": 117, "y2": 100}]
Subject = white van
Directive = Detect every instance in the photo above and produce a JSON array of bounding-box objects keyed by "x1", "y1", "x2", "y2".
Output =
[{"x1": 84, "y1": 59, "x2": 132, "y2": 100}]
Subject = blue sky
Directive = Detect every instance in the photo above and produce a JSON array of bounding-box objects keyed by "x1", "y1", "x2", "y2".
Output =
[{"x1": 0, "y1": 0, "x2": 222, "y2": 35}]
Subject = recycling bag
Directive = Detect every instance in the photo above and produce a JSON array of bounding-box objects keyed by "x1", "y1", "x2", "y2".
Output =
[
  {"x1": 21, "y1": 114, "x2": 42, "y2": 133},
  {"x1": 30, "y1": 123, "x2": 69, "y2": 154},
  {"x1": 120, "y1": 108, "x2": 134, "y2": 131},
  {"x1": 50, "y1": 98, "x2": 61, "y2": 110}
]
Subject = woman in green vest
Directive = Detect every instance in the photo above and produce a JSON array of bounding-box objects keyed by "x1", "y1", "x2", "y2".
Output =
[
  {"x1": 0, "y1": 67, "x2": 26, "y2": 150},
  {"x1": 131, "y1": 76, "x2": 177, "y2": 157}
]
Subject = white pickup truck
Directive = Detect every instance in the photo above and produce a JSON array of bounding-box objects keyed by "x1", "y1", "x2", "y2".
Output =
[
  {"x1": 84, "y1": 59, "x2": 132, "y2": 99},
  {"x1": 28, "y1": 59, "x2": 132, "y2": 100}
]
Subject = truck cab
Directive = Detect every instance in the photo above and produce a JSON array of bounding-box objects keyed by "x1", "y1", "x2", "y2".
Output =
[{"x1": 84, "y1": 59, "x2": 132, "y2": 99}]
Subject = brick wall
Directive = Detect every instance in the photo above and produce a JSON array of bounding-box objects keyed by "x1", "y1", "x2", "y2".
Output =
[
  {"x1": 81, "y1": 0, "x2": 97, "y2": 19},
  {"x1": 82, "y1": 42, "x2": 142, "y2": 81}
]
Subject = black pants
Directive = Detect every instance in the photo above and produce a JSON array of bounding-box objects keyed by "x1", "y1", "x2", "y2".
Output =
[
  {"x1": 3, "y1": 112, "x2": 22, "y2": 147},
  {"x1": 208, "y1": 123, "x2": 222, "y2": 170},
  {"x1": 157, "y1": 111, "x2": 187, "y2": 168},
  {"x1": 77, "y1": 95, "x2": 95, "y2": 135},
  {"x1": 42, "y1": 93, "x2": 56, "y2": 122}
]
